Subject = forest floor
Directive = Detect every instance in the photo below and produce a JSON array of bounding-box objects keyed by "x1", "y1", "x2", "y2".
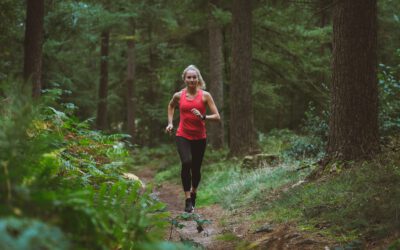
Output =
[
  {"x1": 129, "y1": 137, "x2": 400, "y2": 249},
  {"x1": 135, "y1": 166, "x2": 338, "y2": 250}
]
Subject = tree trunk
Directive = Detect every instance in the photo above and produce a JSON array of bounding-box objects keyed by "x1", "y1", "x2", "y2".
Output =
[
  {"x1": 208, "y1": 0, "x2": 224, "y2": 149},
  {"x1": 145, "y1": 21, "x2": 162, "y2": 146},
  {"x1": 327, "y1": 0, "x2": 379, "y2": 160},
  {"x1": 23, "y1": 0, "x2": 44, "y2": 98},
  {"x1": 96, "y1": 30, "x2": 110, "y2": 130},
  {"x1": 317, "y1": 0, "x2": 332, "y2": 87},
  {"x1": 229, "y1": 0, "x2": 256, "y2": 156},
  {"x1": 126, "y1": 28, "x2": 136, "y2": 143}
]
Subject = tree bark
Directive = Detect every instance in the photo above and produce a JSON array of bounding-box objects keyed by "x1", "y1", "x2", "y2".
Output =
[
  {"x1": 145, "y1": 20, "x2": 162, "y2": 146},
  {"x1": 208, "y1": 0, "x2": 225, "y2": 149},
  {"x1": 229, "y1": 0, "x2": 256, "y2": 156},
  {"x1": 126, "y1": 28, "x2": 136, "y2": 143},
  {"x1": 327, "y1": 0, "x2": 379, "y2": 160},
  {"x1": 96, "y1": 30, "x2": 110, "y2": 130},
  {"x1": 23, "y1": 0, "x2": 44, "y2": 98}
]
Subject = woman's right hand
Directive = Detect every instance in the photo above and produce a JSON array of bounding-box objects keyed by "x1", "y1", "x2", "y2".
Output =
[{"x1": 165, "y1": 124, "x2": 174, "y2": 134}]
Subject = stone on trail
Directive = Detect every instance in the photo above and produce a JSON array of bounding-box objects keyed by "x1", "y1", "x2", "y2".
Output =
[
  {"x1": 242, "y1": 154, "x2": 280, "y2": 169},
  {"x1": 254, "y1": 223, "x2": 274, "y2": 233}
]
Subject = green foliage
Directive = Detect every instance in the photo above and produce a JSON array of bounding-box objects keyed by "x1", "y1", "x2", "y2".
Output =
[
  {"x1": 154, "y1": 163, "x2": 180, "y2": 184},
  {"x1": 140, "y1": 131, "x2": 399, "y2": 246},
  {"x1": 253, "y1": 3, "x2": 331, "y2": 131},
  {"x1": 0, "y1": 217, "x2": 70, "y2": 250},
  {"x1": 210, "y1": 4, "x2": 232, "y2": 26},
  {"x1": 42, "y1": 0, "x2": 211, "y2": 145},
  {"x1": 281, "y1": 102, "x2": 328, "y2": 160},
  {"x1": 378, "y1": 57, "x2": 400, "y2": 135},
  {"x1": 301, "y1": 102, "x2": 329, "y2": 140},
  {"x1": 0, "y1": 0, "x2": 24, "y2": 80},
  {"x1": 0, "y1": 81, "x2": 55, "y2": 188},
  {"x1": 289, "y1": 101, "x2": 328, "y2": 159},
  {"x1": 218, "y1": 164, "x2": 311, "y2": 210},
  {"x1": 0, "y1": 81, "x2": 175, "y2": 249},
  {"x1": 215, "y1": 233, "x2": 240, "y2": 243},
  {"x1": 256, "y1": 142, "x2": 400, "y2": 243},
  {"x1": 2, "y1": 0, "x2": 400, "y2": 145},
  {"x1": 259, "y1": 128, "x2": 325, "y2": 160},
  {"x1": 283, "y1": 135, "x2": 325, "y2": 160},
  {"x1": 388, "y1": 238, "x2": 400, "y2": 250},
  {"x1": 165, "y1": 149, "x2": 312, "y2": 209},
  {"x1": 259, "y1": 129, "x2": 295, "y2": 154},
  {"x1": 137, "y1": 242, "x2": 200, "y2": 250},
  {"x1": 3, "y1": 0, "x2": 400, "y2": 247},
  {"x1": 173, "y1": 212, "x2": 211, "y2": 234},
  {"x1": 147, "y1": 146, "x2": 229, "y2": 185},
  {"x1": 132, "y1": 144, "x2": 176, "y2": 166},
  {"x1": 378, "y1": 0, "x2": 400, "y2": 65}
]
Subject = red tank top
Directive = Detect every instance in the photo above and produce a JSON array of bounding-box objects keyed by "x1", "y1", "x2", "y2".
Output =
[{"x1": 176, "y1": 89, "x2": 207, "y2": 140}]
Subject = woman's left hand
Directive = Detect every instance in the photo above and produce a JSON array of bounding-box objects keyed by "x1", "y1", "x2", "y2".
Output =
[{"x1": 191, "y1": 108, "x2": 203, "y2": 120}]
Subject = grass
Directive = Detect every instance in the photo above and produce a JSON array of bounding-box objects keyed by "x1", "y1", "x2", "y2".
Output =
[
  {"x1": 197, "y1": 161, "x2": 242, "y2": 206},
  {"x1": 134, "y1": 133, "x2": 400, "y2": 247},
  {"x1": 131, "y1": 144, "x2": 177, "y2": 168},
  {"x1": 149, "y1": 143, "x2": 314, "y2": 209},
  {"x1": 153, "y1": 163, "x2": 181, "y2": 184},
  {"x1": 252, "y1": 149, "x2": 400, "y2": 244},
  {"x1": 218, "y1": 163, "x2": 312, "y2": 210},
  {"x1": 215, "y1": 233, "x2": 241, "y2": 242}
]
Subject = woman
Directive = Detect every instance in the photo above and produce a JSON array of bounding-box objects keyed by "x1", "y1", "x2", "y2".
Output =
[{"x1": 165, "y1": 65, "x2": 220, "y2": 213}]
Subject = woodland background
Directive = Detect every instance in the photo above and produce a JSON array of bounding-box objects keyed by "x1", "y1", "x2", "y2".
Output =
[{"x1": 1, "y1": 0, "x2": 400, "y2": 249}]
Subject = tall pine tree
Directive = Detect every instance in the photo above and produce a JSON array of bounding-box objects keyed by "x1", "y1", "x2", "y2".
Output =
[
  {"x1": 327, "y1": 0, "x2": 379, "y2": 160},
  {"x1": 23, "y1": 0, "x2": 44, "y2": 97},
  {"x1": 208, "y1": 0, "x2": 225, "y2": 149},
  {"x1": 229, "y1": 0, "x2": 256, "y2": 156},
  {"x1": 125, "y1": 20, "x2": 136, "y2": 143},
  {"x1": 96, "y1": 30, "x2": 110, "y2": 130}
]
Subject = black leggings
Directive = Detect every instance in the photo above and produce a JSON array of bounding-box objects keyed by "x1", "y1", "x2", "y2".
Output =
[{"x1": 176, "y1": 136, "x2": 207, "y2": 192}]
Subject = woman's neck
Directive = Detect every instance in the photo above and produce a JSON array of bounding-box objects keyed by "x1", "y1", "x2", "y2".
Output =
[{"x1": 186, "y1": 87, "x2": 198, "y2": 95}]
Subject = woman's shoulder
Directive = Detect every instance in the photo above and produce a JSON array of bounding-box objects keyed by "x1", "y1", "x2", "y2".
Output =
[
  {"x1": 201, "y1": 90, "x2": 211, "y2": 98},
  {"x1": 172, "y1": 90, "x2": 183, "y2": 100}
]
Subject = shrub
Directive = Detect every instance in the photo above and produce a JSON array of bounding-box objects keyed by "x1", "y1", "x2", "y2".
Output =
[
  {"x1": 283, "y1": 134, "x2": 325, "y2": 160},
  {"x1": 0, "y1": 81, "x2": 172, "y2": 249},
  {"x1": 378, "y1": 58, "x2": 400, "y2": 135},
  {"x1": 259, "y1": 129, "x2": 325, "y2": 160},
  {"x1": 301, "y1": 102, "x2": 329, "y2": 141},
  {"x1": 260, "y1": 141, "x2": 400, "y2": 243},
  {"x1": 0, "y1": 217, "x2": 70, "y2": 250}
]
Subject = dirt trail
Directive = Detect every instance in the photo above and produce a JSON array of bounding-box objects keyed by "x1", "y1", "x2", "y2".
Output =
[
  {"x1": 135, "y1": 168, "x2": 227, "y2": 249},
  {"x1": 135, "y1": 167, "x2": 336, "y2": 250}
]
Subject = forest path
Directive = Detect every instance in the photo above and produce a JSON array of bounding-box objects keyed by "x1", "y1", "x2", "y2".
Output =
[
  {"x1": 134, "y1": 167, "x2": 334, "y2": 249},
  {"x1": 135, "y1": 167, "x2": 229, "y2": 249}
]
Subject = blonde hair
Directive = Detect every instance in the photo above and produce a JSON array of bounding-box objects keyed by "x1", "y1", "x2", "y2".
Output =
[{"x1": 182, "y1": 65, "x2": 206, "y2": 89}]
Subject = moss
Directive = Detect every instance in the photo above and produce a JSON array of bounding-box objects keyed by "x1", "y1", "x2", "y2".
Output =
[{"x1": 215, "y1": 233, "x2": 240, "y2": 242}]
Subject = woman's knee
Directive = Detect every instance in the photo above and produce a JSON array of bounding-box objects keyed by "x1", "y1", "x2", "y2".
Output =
[
  {"x1": 191, "y1": 168, "x2": 201, "y2": 177},
  {"x1": 181, "y1": 157, "x2": 192, "y2": 167}
]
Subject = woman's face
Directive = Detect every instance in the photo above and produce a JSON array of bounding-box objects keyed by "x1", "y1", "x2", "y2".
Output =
[{"x1": 184, "y1": 70, "x2": 198, "y2": 88}]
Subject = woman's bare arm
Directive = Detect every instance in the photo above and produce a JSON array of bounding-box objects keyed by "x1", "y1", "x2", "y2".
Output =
[
  {"x1": 204, "y1": 92, "x2": 220, "y2": 122},
  {"x1": 166, "y1": 92, "x2": 181, "y2": 133}
]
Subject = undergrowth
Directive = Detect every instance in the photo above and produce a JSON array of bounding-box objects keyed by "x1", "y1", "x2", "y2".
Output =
[
  {"x1": 151, "y1": 139, "x2": 313, "y2": 209},
  {"x1": 0, "y1": 82, "x2": 187, "y2": 250},
  {"x1": 150, "y1": 130, "x2": 400, "y2": 248},
  {"x1": 253, "y1": 138, "x2": 400, "y2": 244}
]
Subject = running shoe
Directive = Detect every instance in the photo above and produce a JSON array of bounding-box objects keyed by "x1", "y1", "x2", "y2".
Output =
[
  {"x1": 191, "y1": 192, "x2": 197, "y2": 208},
  {"x1": 184, "y1": 198, "x2": 193, "y2": 213}
]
